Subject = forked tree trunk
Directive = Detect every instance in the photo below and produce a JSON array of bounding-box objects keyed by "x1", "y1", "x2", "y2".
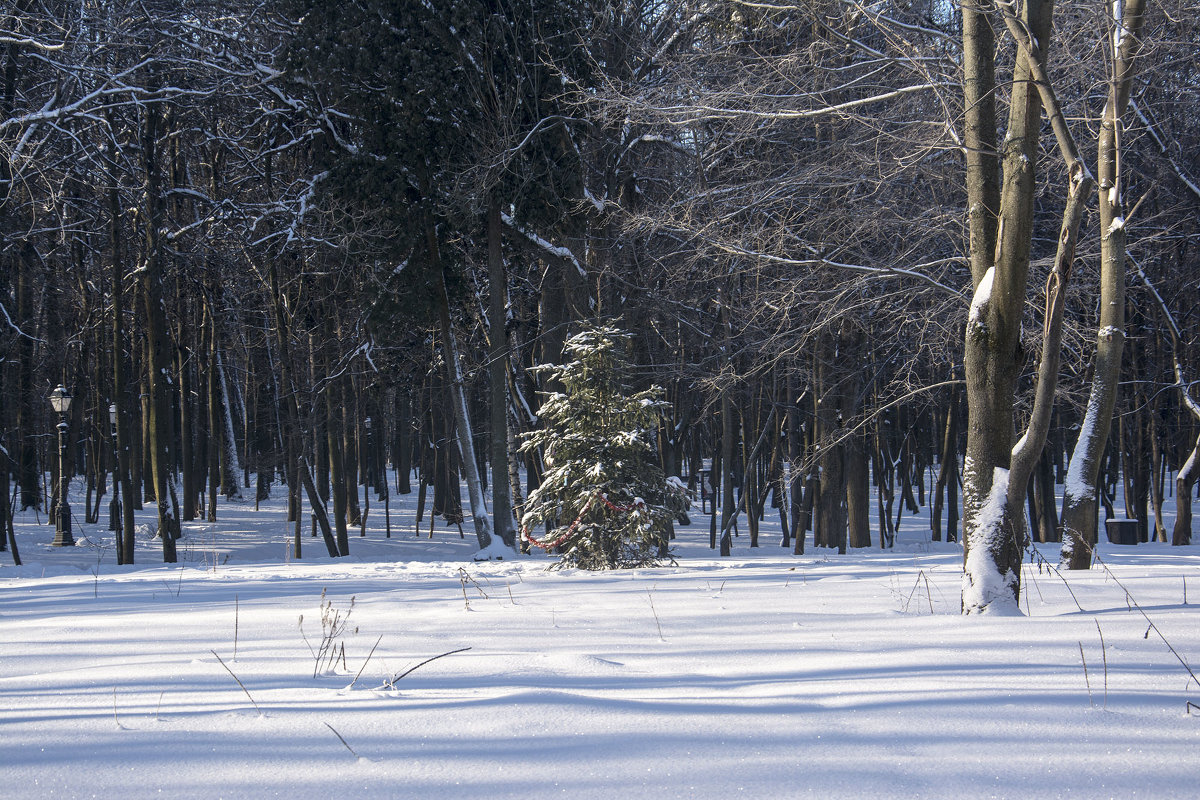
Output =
[{"x1": 961, "y1": 0, "x2": 1060, "y2": 613}]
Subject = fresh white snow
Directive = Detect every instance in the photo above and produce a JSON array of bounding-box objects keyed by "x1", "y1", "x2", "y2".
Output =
[
  {"x1": 2, "y1": 473, "x2": 1199, "y2": 799},
  {"x1": 962, "y1": 466, "x2": 1020, "y2": 615},
  {"x1": 967, "y1": 266, "x2": 994, "y2": 332}
]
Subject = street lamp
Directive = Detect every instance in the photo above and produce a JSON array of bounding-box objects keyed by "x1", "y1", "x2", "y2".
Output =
[{"x1": 49, "y1": 385, "x2": 74, "y2": 547}]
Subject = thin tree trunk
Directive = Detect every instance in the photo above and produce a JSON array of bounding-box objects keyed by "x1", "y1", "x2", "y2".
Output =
[
  {"x1": 266, "y1": 254, "x2": 340, "y2": 558},
  {"x1": 1173, "y1": 434, "x2": 1198, "y2": 546},
  {"x1": 326, "y1": 368, "x2": 349, "y2": 556},
  {"x1": 486, "y1": 200, "x2": 517, "y2": 547},
  {"x1": 719, "y1": 387, "x2": 736, "y2": 556}
]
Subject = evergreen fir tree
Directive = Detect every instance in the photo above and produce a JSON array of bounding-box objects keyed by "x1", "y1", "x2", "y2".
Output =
[{"x1": 520, "y1": 321, "x2": 685, "y2": 570}]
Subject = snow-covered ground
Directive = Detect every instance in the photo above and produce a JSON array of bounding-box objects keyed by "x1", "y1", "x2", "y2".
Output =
[{"x1": 3, "y1": 478, "x2": 1198, "y2": 799}]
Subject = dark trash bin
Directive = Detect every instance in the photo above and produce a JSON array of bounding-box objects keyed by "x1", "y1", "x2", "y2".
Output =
[{"x1": 1105, "y1": 518, "x2": 1138, "y2": 545}]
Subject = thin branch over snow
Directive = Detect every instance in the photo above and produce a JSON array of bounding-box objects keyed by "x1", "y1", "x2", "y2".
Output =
[
  {"x1": 645, "y1": 83, "x2": 937, "y2": 124},
  {"x1": 713, "y1": 242, "x2": 966, "y2": 298},
  {"x1": 0, "y1": 301, "x2": 42, "y2": 341},
  {"x1": 1132, "y1": 256, "x2": 1200, "y2": 420},
  {"x1": 1132, "y1": 101, "x2": 1200, "y2": 203}
]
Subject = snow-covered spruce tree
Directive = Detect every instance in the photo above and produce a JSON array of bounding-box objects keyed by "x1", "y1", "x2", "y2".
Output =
[{"x1": 520, "y1": 322, "x2": 677, "y2": 570}]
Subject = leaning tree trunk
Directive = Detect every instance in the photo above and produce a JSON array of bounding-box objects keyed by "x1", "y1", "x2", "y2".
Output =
[{"x1": 427, "y1": 217, "x2": 495, "y2": 553}]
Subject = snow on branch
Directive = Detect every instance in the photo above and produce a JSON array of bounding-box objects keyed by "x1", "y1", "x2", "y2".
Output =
[
  {"x1": 0, "y1": 84, "x2": 214, "y2": 136},
  {"x1": 617, "y1": 134, "x2": 693, "y2": 170},
  {"x1": 641, "y1": 5, "x2": 719, "y2": 78},
  {"x1": 0, "y1": 35, "x2": 64, "y2": 51},
  {"x1": 500, "y1": 213, "x2": 586, "y2": 279},
  {"x1": 283, "y1": 171, "x2": 330, "y2": 246}
]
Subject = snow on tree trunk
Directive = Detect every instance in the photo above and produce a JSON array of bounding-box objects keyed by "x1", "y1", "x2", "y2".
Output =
[{"x1": 961, "y1": 466, "x2": 1022, "y2": 615}]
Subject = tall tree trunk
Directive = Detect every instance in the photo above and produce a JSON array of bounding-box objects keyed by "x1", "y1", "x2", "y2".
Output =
[
  {"x1": 206, "y1": 303, "x2": 222, "y2": 522},
  {"x1": 1, "y1": 1, "x2": 34, "y2": 534},
  {"x1": 395, "y1": 387, "x2": 412, "y2": 494},
  {"x1": 325, "y1": 363, "x2": 349, "y2": 556},
  {"x1": 932, "y1": 384, "x2": 959, "y2": 542},
  {"x1": 785, "y1": 373, "x2": 803, "y2": 550},
  {"x1": 719, "y1": 385, "x2": 737, "y2": 556},
  {"x1": 718, "y1": 290, "x2": 737, "y2": 556},
  {"x1": 139, "y1": 94, "x2": 180, "y2": 561},
  {"x1": 486, "y1": 200, "x2": 517, "y2": 547},
  {"x1": 815, "y1": 333, "x2": 846, "y2": 553},
  {"x1": 215, "y1": 348, "x2": 242, "y2": 499},
  {"x1": 15, "y1": 245, "x2": 39, "y2": 510},
  {"x1": 1059, "y1": 0, "x2": 1148, "y2": 568},
  {"x1": 343, "y1": 380, "x2": 362, "y2": 529},
  {"x1": 179, "y1": 312, "x2": 198, "y2": 523},
  {"x1": 742, "y1": 393, "x2": 760, "y2": 549},
  {"x1": 102, "y1": 129, "x2": 136, "y2": 563},
  {"x1": 1147, "y1": 389, "x2": 1166, "y2": 542}
]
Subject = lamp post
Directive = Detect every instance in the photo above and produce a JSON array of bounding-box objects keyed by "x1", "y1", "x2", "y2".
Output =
[
  {"x1": 109, "y1": 404, "x2": 123, "y2": 556},
  {"x1": 49, "y1": 385, "x2": 74, "y2": 547}
]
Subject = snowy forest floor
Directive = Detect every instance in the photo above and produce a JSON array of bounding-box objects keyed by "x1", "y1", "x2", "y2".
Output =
[{"x1": 2, "y1": 477, "x2": 1199, "y2": 799}]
